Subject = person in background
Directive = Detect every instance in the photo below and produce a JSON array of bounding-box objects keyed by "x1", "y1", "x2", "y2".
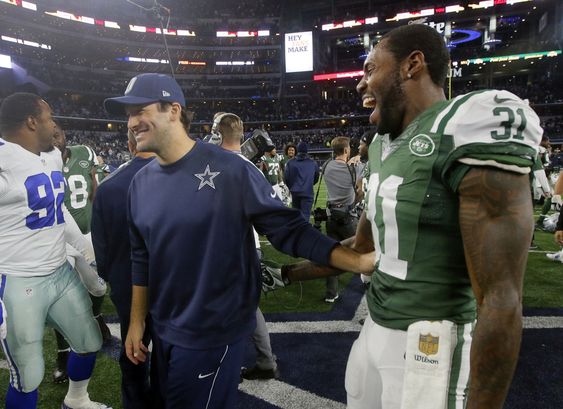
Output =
[
  {"x1": 269, "y1": 24, "x2": 542, "y2": 409},
  {"x1": 534, "y1": 136, "x2": 554, "y2": 230},
  {"x1": 0, "y1": 92, "x2": 109, "y2": 409},
  {"x1": 280, "y1": 143, "x2": 296, "y2": 172},
  {"x1": 52, "y1": 124, "x2": 111, "y2": 384},
  {"x1": 323, "y1": 136, "x2": 358, "y2": 303},
  {"x1": 209, "y1": 112, "x2": 280, "y2": 381},
  {"x1": 283, "y1": 141, "x2": 319, "y2": 222},
  {"x1": 261, "y1": 147, "x2": 283, "y2": 186},
  {"x1": 102, "y1": 73, "x2": 374, "y2": 409},
  {"x1": 91, "y1": 131, "x2": 157, "y2": 409}
]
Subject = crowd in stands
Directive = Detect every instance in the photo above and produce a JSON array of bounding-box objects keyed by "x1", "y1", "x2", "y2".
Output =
[
  {"x1": 42, "y1": 82, "x2": 562, "y2": 127},
  {"x1": 452, "y1": 76, "x2": 563, "y2": 105},
  {"x1": 64, "y1": 130, "x2": 130, "y2": 166},
  {"x1": 13, "y1": 45, "x2": 279, "y2": 78},
  {"x1": 543, "y1": 116, "x2": 563, "y2": 138},
  {"x1": 61, "y1": 123, "x2": 374, "y2": 168},
  {"x1": 2, "y1": 0, "x2": 281, "y2": 39},
  {"x1": 44, "y1": 92, "x2": 368, "y2": 123}
]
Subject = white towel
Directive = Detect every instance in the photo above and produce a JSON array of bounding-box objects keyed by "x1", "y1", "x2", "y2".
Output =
[{"x1": 400, "y1": 320, "x2": 457, "y2": 409}]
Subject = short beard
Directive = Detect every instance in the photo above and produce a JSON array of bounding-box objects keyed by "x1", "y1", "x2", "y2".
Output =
[
  {"x1": 43, "y1": 141, "x2": 55, "y2": 152},
  {"x1": 377, "y1": 71, "x2": 406, "y2": 140}
]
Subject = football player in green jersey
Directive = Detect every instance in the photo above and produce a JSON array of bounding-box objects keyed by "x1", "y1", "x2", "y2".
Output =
[
  {"x1": 280, "y1": 143, "x2": 296, "y2": 172},
  {"x1": 261, "y1": 147, "x2": 292, "y2": 204},
  {"x1": 61, "y1": 143, "x2": 98, "y2": 235},
  {"x1": 270, "y1": 24, "x2": 541, "y2": 409},
  {"x1": 261, "y1": 147, "x2": 283, "y2": 186},
  {"x1": 95, "y1": 155, "x2": 112, "y2": 184},
  {"x1": 53, "y1": 125, "x2": 111, "y2": 384}
]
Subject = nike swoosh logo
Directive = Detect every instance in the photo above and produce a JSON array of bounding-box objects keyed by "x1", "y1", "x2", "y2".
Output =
[
  {"x1": 270, "y1": 191, "x2": 277, "y2": 198},
  {"x1": 198, "y1": 371, "x2": 215, "y2": 379},
  {"x1": 494, "y1": 95, "x2": 512, "y2": 103}
]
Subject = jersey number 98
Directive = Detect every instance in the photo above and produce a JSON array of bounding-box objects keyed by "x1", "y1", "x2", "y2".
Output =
[{"x1": 25, "y1": 171, "x2": 65, "y2": 230}]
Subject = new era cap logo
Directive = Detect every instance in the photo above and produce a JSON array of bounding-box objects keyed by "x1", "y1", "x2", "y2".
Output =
[
  {"x1": 125, "y1": 77, "x2": 137, "y2": 95},
  {"x1": 162, "y1": 90, "x2": 171, "y2": 97}
]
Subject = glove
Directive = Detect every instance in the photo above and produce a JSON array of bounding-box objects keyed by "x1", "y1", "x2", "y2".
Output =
[
  {"x1": 67, "y1": 244, "x2": 107, "y2": 297},
  {"x1": 261, "y1": 260, "x2": 289, "y2": 293},
  {"x1": 0, "y1": 298, "x2": 7, "y2": 340},
  {"x1": 203, "y1": 133, "x2": 222, "y2": 145}
]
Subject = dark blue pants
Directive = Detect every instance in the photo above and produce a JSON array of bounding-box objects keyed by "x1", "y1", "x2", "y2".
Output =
[
  {"x1": 113, "y1": 296, "x2": 156, "y2": 409},
  {"x1": 291, "y1": 194, "x2": 313, "y2": 222},
  {"x1": 325, "y1": 211, "x2": 358, "y2": 298},
  {"x1": 152, "y1": 335, "x2": 245, "y2": 409}
]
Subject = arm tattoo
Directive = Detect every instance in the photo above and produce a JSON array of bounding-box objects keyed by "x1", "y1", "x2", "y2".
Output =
[{"x1": 458, "y1": 168, "x2": 532, "y2": 409}]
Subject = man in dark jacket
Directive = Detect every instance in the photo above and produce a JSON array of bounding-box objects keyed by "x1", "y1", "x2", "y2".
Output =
[
  {"x1": 284, "y1": 142, "x2": 319, "y2": 222},
  {"x1": 91, "y1": 131, "x2": 157, "y2": 409}
]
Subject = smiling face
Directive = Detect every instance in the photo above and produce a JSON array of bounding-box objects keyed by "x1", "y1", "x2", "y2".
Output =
[
  {"x1": 357, "y1": 40, "x2": 407, "y2": 139},
  {"x1": 287, "y1": 146, "x2": 296, "y2": 158},
  {"x1": 126, "y1": 102, "x2": 172, "y2": 154},
  {"x1": 53, "y1": 123, "x2": 66, "y2": 153}
]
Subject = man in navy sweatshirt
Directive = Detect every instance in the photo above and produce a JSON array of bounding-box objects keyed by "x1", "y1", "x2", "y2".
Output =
[
  {"x1": 283, "y1": 141, "x2": 319, "y2": 222},
  {"x1": 91, "y1": 131, "x2": 156, "y2": 409},
  {"x1": 104, "y1": 73, "x2": 374, "y2": 409}
]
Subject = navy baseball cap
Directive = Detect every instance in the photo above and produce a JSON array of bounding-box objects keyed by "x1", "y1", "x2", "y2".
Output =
[{"x1": 104, "y1": 73, "x2": 186, "y2": 116}]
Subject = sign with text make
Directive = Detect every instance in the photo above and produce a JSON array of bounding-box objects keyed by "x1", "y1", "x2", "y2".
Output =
[{"x1": 285, "y1": 31, "x2": 313, "y2": 73}]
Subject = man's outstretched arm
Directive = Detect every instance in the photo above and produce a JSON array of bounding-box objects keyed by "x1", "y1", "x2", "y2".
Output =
[{"x1": 284, "y1": 211, "x2": 375, "y2": 282}]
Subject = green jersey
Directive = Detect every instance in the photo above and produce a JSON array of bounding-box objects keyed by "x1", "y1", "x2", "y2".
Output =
[
  {"x1": 280, "y1": 155, "x2": 292, "y2": 171},
  {"x1": 95, "y1": 165, "x2": 108, "y2": 184},
  {"x1": 366, "y1": 90, "x2": 542, "y2": 330},
  {"x1": 262, "y1": 154, "x2": 282, "y2": 185},
  {"x1": 62, "y1": 145, "x2": 98, "y2": 234}
]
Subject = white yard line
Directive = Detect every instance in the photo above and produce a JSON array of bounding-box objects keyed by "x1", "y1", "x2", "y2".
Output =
[
  {"x1": 239, "y1": 379, "x2": 346, "y2": 409},
  {"x1": 1, "y1": 296, "x2": 561, "y2": 409}
]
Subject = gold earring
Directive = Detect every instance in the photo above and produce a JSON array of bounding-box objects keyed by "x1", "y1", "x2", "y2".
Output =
[{"x1": 407, "y1": 73, "x2": 412, "y2": 79}]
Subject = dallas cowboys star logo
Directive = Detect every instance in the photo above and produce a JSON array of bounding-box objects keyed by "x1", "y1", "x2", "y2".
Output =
[{"x1": 194, "y1": 164, "x2": 221, "y2": 190}]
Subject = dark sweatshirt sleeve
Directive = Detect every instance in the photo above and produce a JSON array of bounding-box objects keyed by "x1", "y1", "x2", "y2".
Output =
[
  {"x1": 91, "y1": 188, "x2": 108, "y2": 281},
  {"x1": 556, "y1": 210, "x2": 563, "y2": 232},
  {"x1": 284, "y1": 161, "x2": 293, "y2": 190},
  {"x1": 242, "y1": 162, "x2": 338, "y2": 265},
  {"x1": 128, "y1": 181, "x2": 149, "y2": 287}
]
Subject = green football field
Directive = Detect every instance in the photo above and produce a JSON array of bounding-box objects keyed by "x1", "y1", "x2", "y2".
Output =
[{"x1": 0, "y1": 182, "x2": 562, "y2": 408}]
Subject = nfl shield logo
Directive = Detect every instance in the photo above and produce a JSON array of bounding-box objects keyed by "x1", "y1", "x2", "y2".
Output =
[{"x1": 418, "y1": 333, "x2": 439, "y2": 356}]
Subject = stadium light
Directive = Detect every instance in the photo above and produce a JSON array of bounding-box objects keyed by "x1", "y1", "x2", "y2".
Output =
[
  {"x1": 0, "y1": 53, "x2": 12, "y2": 69},
  {"x1": 313, "y1": 70, "x2": 364, "y2": 81},
  {"x1": 468, "y1": 0, "x2": 532, "y2": 9},
  {"x1": 117, "y1": 57, "x2": 169, "y2": 64},
  {"x1": 40, "y1": 7, "x2": 195, "y2": 35},
  {"x1": 178, "y1": 60, "x2": 206, "y2": 66},
  {"x1": 216, "y1": 31, "x2": 270, "y2": 38},
  {"x1": 1, "y1": 35, "x2": 51, "y2": 49},
  {"x1": 0, "y1": 0, "x2": 37, "y2": 10},
  {"x1": 321, "y1": 17, "x2": 378, "y2": 31},
  {"x1": 458, "y1": 50, "x2": 561, "y2": 65},
  {"x1": 216, "y1": 61, "x2": 255, "y2": 65}
]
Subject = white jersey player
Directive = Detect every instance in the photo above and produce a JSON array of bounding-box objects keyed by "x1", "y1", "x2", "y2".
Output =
[{"x1": 0, "y1": 93, "x2": 109, "y2": 409}]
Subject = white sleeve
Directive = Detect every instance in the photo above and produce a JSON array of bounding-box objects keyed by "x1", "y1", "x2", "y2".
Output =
[
  {"x1": 0, "y1": 142, "x2": 12, "y2": 196},
  {"x1": 533, "y1": 169, "x2": 551, "y2": 195},
  {"x1": 0, "y1": 169, "x2": 9, "y2": 197},
  {"x1": 436, "y1": 90, "x2": 543, "y2": 175},
  {"x1": 63, "y1": 204, "x2": 95, "y2": 264},
  {"x1": 253, "y1": 228, "x2": 261, "y2": 250}
]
